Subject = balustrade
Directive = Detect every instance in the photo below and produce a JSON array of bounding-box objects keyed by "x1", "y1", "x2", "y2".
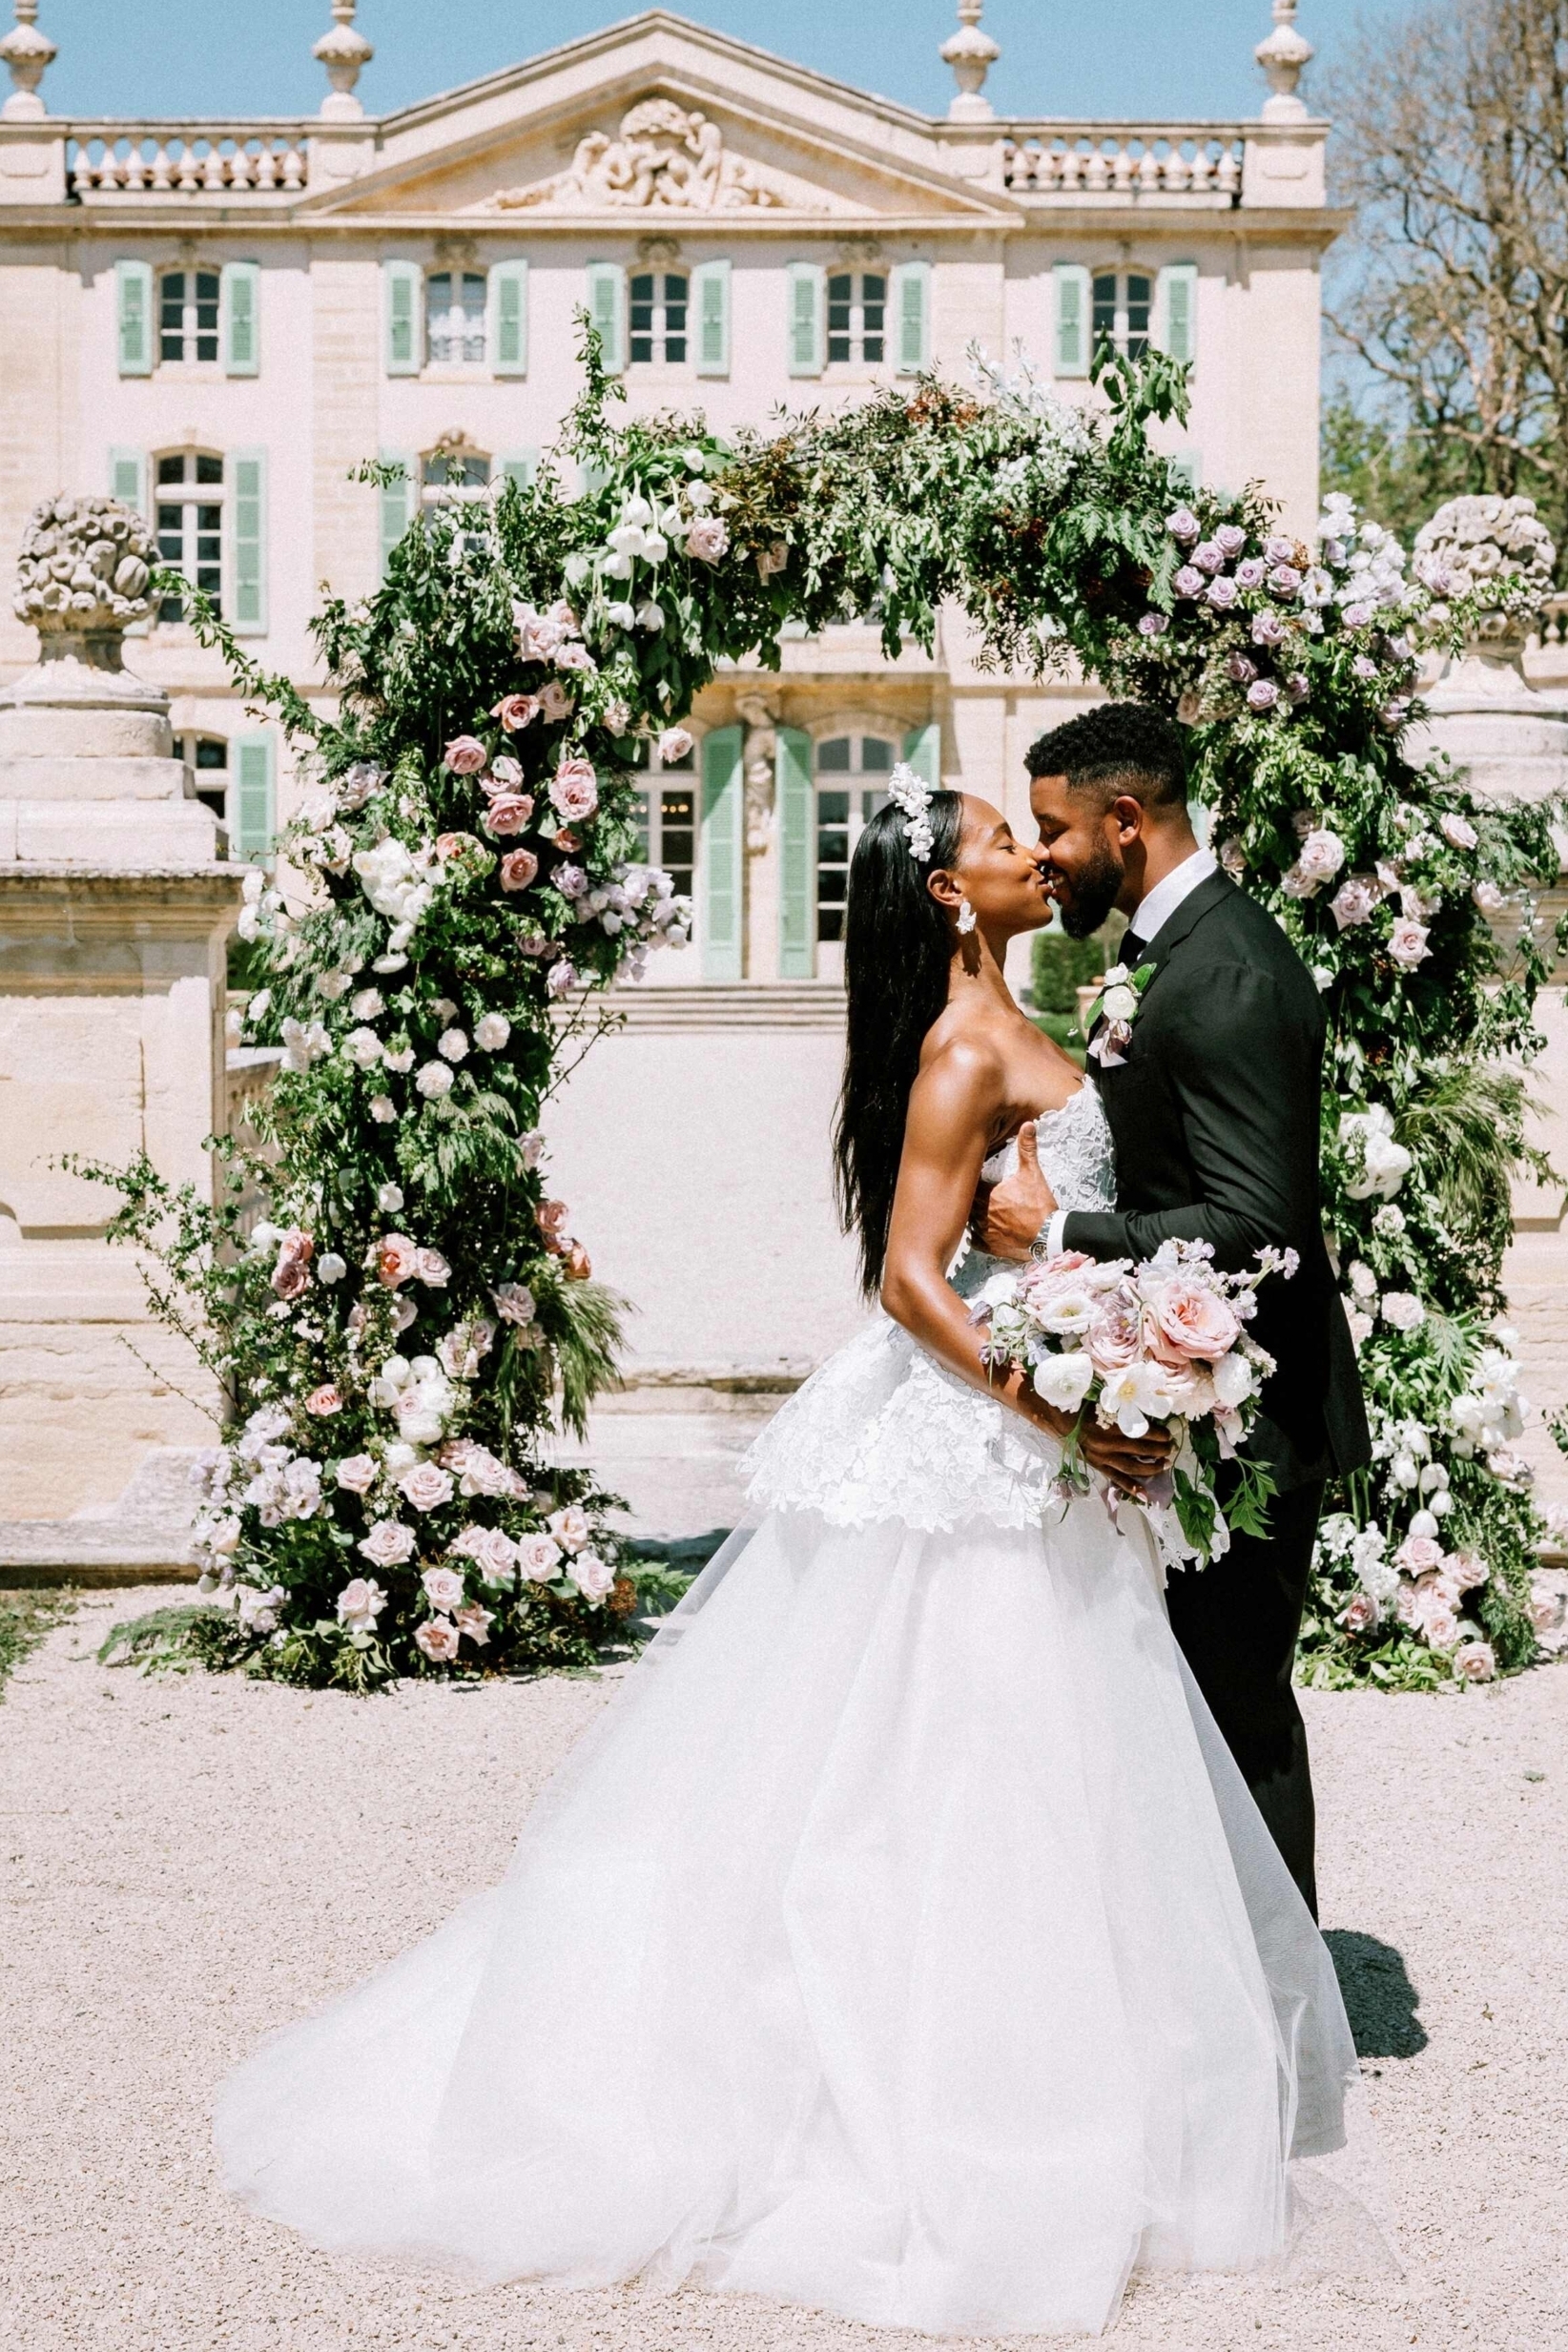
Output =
[
  {"x1": 1000, "y1": 129, "x2": 1245, "y2": 199},
  {"x1": 65, "y1": 128, "x2": 310, "y2": 196}
]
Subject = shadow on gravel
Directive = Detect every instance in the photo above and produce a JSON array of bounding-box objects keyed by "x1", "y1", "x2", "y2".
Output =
[{"x1": 1324, "y1": 1929, "x2": 1428, "y2": 2057}]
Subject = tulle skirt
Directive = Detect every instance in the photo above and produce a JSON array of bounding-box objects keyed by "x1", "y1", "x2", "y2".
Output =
[{"x1": 215, "y1": 1499, "x2": 1382, "y2": 2339}]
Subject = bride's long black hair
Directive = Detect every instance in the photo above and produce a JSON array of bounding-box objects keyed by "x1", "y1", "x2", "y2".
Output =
[{"x1": 833, "y1": 790, "x2": 965, "y2": 1296}]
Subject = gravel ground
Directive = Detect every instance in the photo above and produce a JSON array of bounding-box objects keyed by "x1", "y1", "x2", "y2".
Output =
[{"x1": 3, "y1": 1585, "x2": 1566, "y2": 2352}]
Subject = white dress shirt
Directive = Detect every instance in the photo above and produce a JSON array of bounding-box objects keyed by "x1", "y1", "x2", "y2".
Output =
[{"x1": 1038, "y1": 845, "x2": 1219, "y2": 1258}]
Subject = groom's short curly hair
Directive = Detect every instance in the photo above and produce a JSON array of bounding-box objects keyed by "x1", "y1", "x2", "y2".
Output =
[{"x1": 1024, "y1": 703, "x2": 1187, "y2": 813}]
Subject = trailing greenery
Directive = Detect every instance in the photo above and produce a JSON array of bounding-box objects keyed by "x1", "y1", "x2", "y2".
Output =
[
  {"x1": 83, "y1": 327, "x2": 1561, "y2": 1691},
  {"x1": 0, "y1": 1587, "x2": 78, "y2": 1700}
]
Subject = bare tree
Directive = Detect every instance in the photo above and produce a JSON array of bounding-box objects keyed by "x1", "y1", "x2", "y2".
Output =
[{"x1": 1326, "y1": 0, "x2": 1568, "y2": 555}]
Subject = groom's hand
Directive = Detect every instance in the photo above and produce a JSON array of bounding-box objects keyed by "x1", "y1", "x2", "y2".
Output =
[
  {"x1": 973, "y1": 1121, "x2": 1057, "y2": 1263},
  {"x1": 1078, "y1": 1417, "x2": 1174, "y2": 1495}
]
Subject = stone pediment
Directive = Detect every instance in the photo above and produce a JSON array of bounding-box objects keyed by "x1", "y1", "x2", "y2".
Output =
[{"x1": 303, "y1": 13, "x2": 1019, "y2": 226}]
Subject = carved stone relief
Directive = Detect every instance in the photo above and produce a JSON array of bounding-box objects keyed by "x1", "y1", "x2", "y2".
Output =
[{"x1": 491, "y1": 98, "x2": 812, "y2": 214}]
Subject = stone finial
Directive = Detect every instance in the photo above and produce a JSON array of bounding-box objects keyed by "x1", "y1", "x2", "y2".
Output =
[
  {"x1": 940, "y1": 0, "x2": 1000, "y2": 124},
  {"x1": 14, "y1": 494, "x2": 155, "y2": 639},
  {"x1": 1255, "y1": 1, "x2": 1312, "y2": 122},
  {"x1": 0, "y1": 1, "x2": 56, "y2": 121},
  {"x1": 1413, "y1": 494, "x2": 1557, "y2": 678},
  {"x1": 313, "y1": 0, "x2": 373, "y2": 122}
]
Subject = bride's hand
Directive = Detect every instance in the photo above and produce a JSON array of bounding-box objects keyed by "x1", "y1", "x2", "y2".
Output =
[{"x1": 973, "y1": 1123, "x2": 1057, "y2": 1262}]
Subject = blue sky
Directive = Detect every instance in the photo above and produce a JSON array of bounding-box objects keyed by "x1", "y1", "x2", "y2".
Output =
[{"x1": 42, "y1": 1, "x2": 1411, "y2": 123}]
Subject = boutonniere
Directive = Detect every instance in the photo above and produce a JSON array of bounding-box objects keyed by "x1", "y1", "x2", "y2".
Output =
[{"x1": 1083, "y1": 959, "x2": 1156, "y2": 1069}]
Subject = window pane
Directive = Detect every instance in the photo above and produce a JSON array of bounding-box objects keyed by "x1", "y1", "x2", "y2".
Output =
[
  {"x1": 660, "y1": 784, "x2": 694, "y2": 897},
  {"x1": 194, "y1": 738, "x2": 227, "y2": 770},
  {"x1": 629, "y1": 272, "x2": 653, "y2": 364},
  {"x1": 1126, "y1": 273, "x2": 1151, "y2": 357},
  {"x1": 159, "y1": 272, "x2": 185, "y2": 363},
  {"x1": 861, "y1": 271, "x2": 886, "y2": 355},
  {"x1": 665, "y1": 273, "x2": 688, "y2": 358},
  {"x1": 859, "y1": 737, "x2": 895, "y2": 773},
  {"x1": 1092, "y1": 271, "x2": 1118, "y2": 348},
  {"x1": 816, "y1": 736, "x2": 852, "y2": 773},
  {"x1": 195, "y1": 271, "x2": 219, "y2": 361},
  {"x1": 631, "y1": 787, "x2": 651, "y2": 862},
  {"x1": 156, "y1": 506, "x2": 183, "y2": 549},
  {"x1": 196, "y1": 452, "x2": 223, "y2": 485},
  {"x1": 156, "y1": 454, "x2": 188, "y2": 485},
  {"x1": 827, "y1": 272, "x2": 852, "y2": 365}
]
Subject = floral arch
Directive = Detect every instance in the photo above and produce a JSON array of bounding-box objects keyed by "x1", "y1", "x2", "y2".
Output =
[{"x1": 96, "y1": 335, "x2": 1561, "y2": 1694}]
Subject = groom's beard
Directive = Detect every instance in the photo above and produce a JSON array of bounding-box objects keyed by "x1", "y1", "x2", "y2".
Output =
[{"x1": 1054, "y1": 840, "x2": 1124, "y2": 939}]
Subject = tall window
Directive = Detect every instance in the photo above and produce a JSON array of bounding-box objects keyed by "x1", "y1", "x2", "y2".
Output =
[
  {"x1": 421, "y1": 448, "x2": 491, "y2": 509},
  {"x1": 631, "y1": 736, "x2": 696, "y2": 904},
  {"x1": 827, "y1": 272, "x2": 885, "y2": 365},
  {"x1": 425, "y1": 271, "x2": 486, "y2": 365},
  {"x1": 155, "y1": 452, "x2": 223, "y2": 622},
  {"x1": 815, "y1": 733, "x2": 896, "y2": 943},
  {"x1": 159, "y1": 269, "x2": 219, "y2": 364},
  {"x1": 1092, "y1": 270, "x2": 1152, "y2": 360},
  {"x1": 179, "y1": 733, "x2": 229, "y2": 825},
  {"x1": 629, "y1": 272, "x2": 689, "y2": 364}
]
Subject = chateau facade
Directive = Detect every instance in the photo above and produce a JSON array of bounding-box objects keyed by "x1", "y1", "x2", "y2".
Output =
[{"x1": 0, "y1": 4, "x2": 1348, "y2": 1531}]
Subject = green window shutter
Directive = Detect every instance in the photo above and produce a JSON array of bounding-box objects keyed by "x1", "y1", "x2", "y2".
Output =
[
  {"x1": 501, "y1": 449, "x2": 539, "y2": 494},
  {"x1": 901, "y1": 721, "x2": 941, "y2": 790},
  {"x1": 383, "y1": 259, "x2": 423, "y2": 377},
  {"x1": 700, "y1": 724, "x2": 744, "y2": 982},
  {"x1": 776, "y1": 726, "x2": 815, "y2": 980},
  {"x1": 1158, "y1": 261, "x2": 1198, "y2": 366},
  {"x1": 787, "y1": 261, "x2": 824, "y2": 377},
  {"x1": 693, "y1": 258, "x2": 731, "y2": 378},
  {"x1": 228, "y1": 449, "x2": 268, "y2": 635},
  {"x1": 378, "y1": 449, "x2": 416, "y2": 580},
  {"x1": 586, "y1": 261, "x2": 625, "y2": 374},
  {"x1": 221, "y1": 259, "x2": 260, "y2": 377},
  {"x1": 109, "y1": 447, "x2": 147, "y2": 515},
  {"x1": 893, "y1": 260, "x2": 931, "y2": 375},
  {"x1": 233, "y1": 733, "x2": 275, "y2": 867},
  {"x1": 115, "y1": 259, "x2": 154, "y2": 377},
  {"x1": 489, "y1": 258, "x2": 528, "y2": 378},
  {"x1": 1053, "y1": 262, "x2": 1091, "y2": 380}
]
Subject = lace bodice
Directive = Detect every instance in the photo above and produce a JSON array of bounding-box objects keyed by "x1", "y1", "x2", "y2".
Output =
[{"x1": 743, "y1": 1084, "x2": 1118, "y2": 1533}]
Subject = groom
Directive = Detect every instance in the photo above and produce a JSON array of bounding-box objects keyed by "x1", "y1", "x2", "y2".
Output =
[{"x1": 978, "y1": 702, "x2": 1371, "y2": 1919}]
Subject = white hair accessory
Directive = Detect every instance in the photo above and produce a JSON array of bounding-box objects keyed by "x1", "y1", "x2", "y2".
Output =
[{"x1": 887, "y1": 761, "x2": 936, "y2": 863}]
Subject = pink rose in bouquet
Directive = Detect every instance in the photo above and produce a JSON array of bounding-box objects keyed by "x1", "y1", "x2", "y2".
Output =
[{"x1": 1146, "y1": 1274, "x2": 1241, "y2": 1362}]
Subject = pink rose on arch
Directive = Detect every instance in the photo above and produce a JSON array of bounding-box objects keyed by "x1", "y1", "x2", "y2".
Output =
[
  {"x1": 304, "y1": 1384, "x2": 342, "y2": 1417},
  {"x1": 335, "y1": 1454, "x2": 378, "y2": 1494},
  {"x1": 1215, "y1": 523, "x2": 1248, "y2": 557},
  {"x1": 491, "y1": 693, "x2": 540, "y2": 732},
  {"x1": 375, "y1": 1232, "x2": 419, "y2": 1289},
  {"x1": 359, "y1": 1518, "x2": 417, "y2": 1568},
  {"x1": 1388, "y1": 918, "x2": 1432, "y2": 968},
  {"x1": 492, "y1": 1281, "x2": 537, "y2": 1326},
  {"x1": 1439, "y1": 812, "x2": 1478, "y2": 852},
  {"x1": 1207, "y1": 575, "x2": 1239, "y2": 609},
  {"x1": 455, "y1": 1602, "x2": 494, "y2": 1646},
  {"x1": 536, "y1": 680, "x2": 574, "y2": 722},
  {"x1": 657, "y1": 727, "x2": 694, "y2": 765},
  {"x1": 1330, "y1": 874, "x2": 1382, "y2": 931},
  {"x1": 549, "y1": 759, "x2": 599, "y2": 824},
  {"x1": 1343, "y1": 1591, "x2": 1380, "y2": 1634},
  {"x1": 444, "y1": 735, "x2": 487, "y2": 774},
  {"x1": 401, "y1": 1462, "x2": 456, "y2": 1513},
  {"x1": 415, "y1": 1248, "x2": 451, "y2": 1287},
  {"x1": 1453, "y1": 1639, "x2": 1496, "y2": 1681},
  {"x1": 435, "y1": 831, "x2": 481, "y2": 863},
  {"x1": 499, "y1": 849, "x2": 540, "y2": 893},
  {"x1": 685, "y1": 516, "x2": 731, "y2": 564},
  {"x1": 1172, "y1": 566, "x2": 1205, "y2": 599},
  {"x1": 421, "y1": 1564, "x2": 465, "y2": 1613},
  {"x1": 516, "y1": 1533, "x2": 563, "y2": 1582},
  {"x1": 1147, "y1": 1276, "x2": 1241, "y2": 1363},
  {"x1": 535, "y1": 1199, "x2": 570, "y2": 1246},
  {"x1": 414, "y1": 1618, "x2": 460, "y2": 1662},
  {"x1": 270, "y1": 1228, "x2": 315, "y2": 1300},
  {"x1": 482, "y1": 794, "x2": 535, "y2": 839},
  {"x1": 572, "y1": 1550, "x2": 616, "y2": 1603},
  {"x1": 1423, "y1": 1603, "x2": 1461, "y2": 1650},
  {"x1": 489, "y1": 754, "x2": 524, "y2": 787},
  {"x1": 1395, "y1": 1534, "x2": 1445, "y2": 1575}
]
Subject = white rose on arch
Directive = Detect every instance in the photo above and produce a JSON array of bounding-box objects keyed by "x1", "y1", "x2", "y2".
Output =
[{"x1": 1339, "y1": 1104, "x2": 1412, "y2": 1201}]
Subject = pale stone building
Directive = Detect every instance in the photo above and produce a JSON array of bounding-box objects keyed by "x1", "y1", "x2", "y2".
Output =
[{"x1": 0, "y1": 2, "x2": 1403, "y2": 1538}]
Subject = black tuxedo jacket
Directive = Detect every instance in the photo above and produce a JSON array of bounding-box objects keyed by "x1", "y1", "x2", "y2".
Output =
[{"x1": 1062, "y1": 869, "x2": 1372, "y2": 1494}]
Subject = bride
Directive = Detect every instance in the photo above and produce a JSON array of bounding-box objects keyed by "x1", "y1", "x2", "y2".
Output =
[{"x1": 217, "y1": 774, "x2": 1372, "y2": 2339}]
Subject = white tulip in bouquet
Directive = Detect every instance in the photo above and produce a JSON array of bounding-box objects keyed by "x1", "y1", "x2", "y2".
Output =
[{"x1": 972, "y1": 1237, "x2": 1297, "y2": 1569}]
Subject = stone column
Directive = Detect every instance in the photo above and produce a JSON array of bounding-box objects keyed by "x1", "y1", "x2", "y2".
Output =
[
  {"x1": 1406, "y1": 496, "x2": 1568, "y2": 1502},
  {"x1": 0, "y1": 495, "x2": 241, "y2": 1553}
]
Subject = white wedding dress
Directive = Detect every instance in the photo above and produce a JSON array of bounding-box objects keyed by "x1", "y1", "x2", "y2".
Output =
[{"x1": 216, "y1": 1087, "x2": 1381, "y2": 2339}]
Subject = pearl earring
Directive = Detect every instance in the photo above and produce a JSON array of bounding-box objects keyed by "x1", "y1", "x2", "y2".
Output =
[{"x1": 957, "y1": 897, "x2": 977, "y2": 935}]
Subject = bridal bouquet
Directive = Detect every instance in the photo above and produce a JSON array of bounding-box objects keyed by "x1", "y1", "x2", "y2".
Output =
[{"x1": 971, "y1": 1237, "x2": 1296, "y2": 1568}]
